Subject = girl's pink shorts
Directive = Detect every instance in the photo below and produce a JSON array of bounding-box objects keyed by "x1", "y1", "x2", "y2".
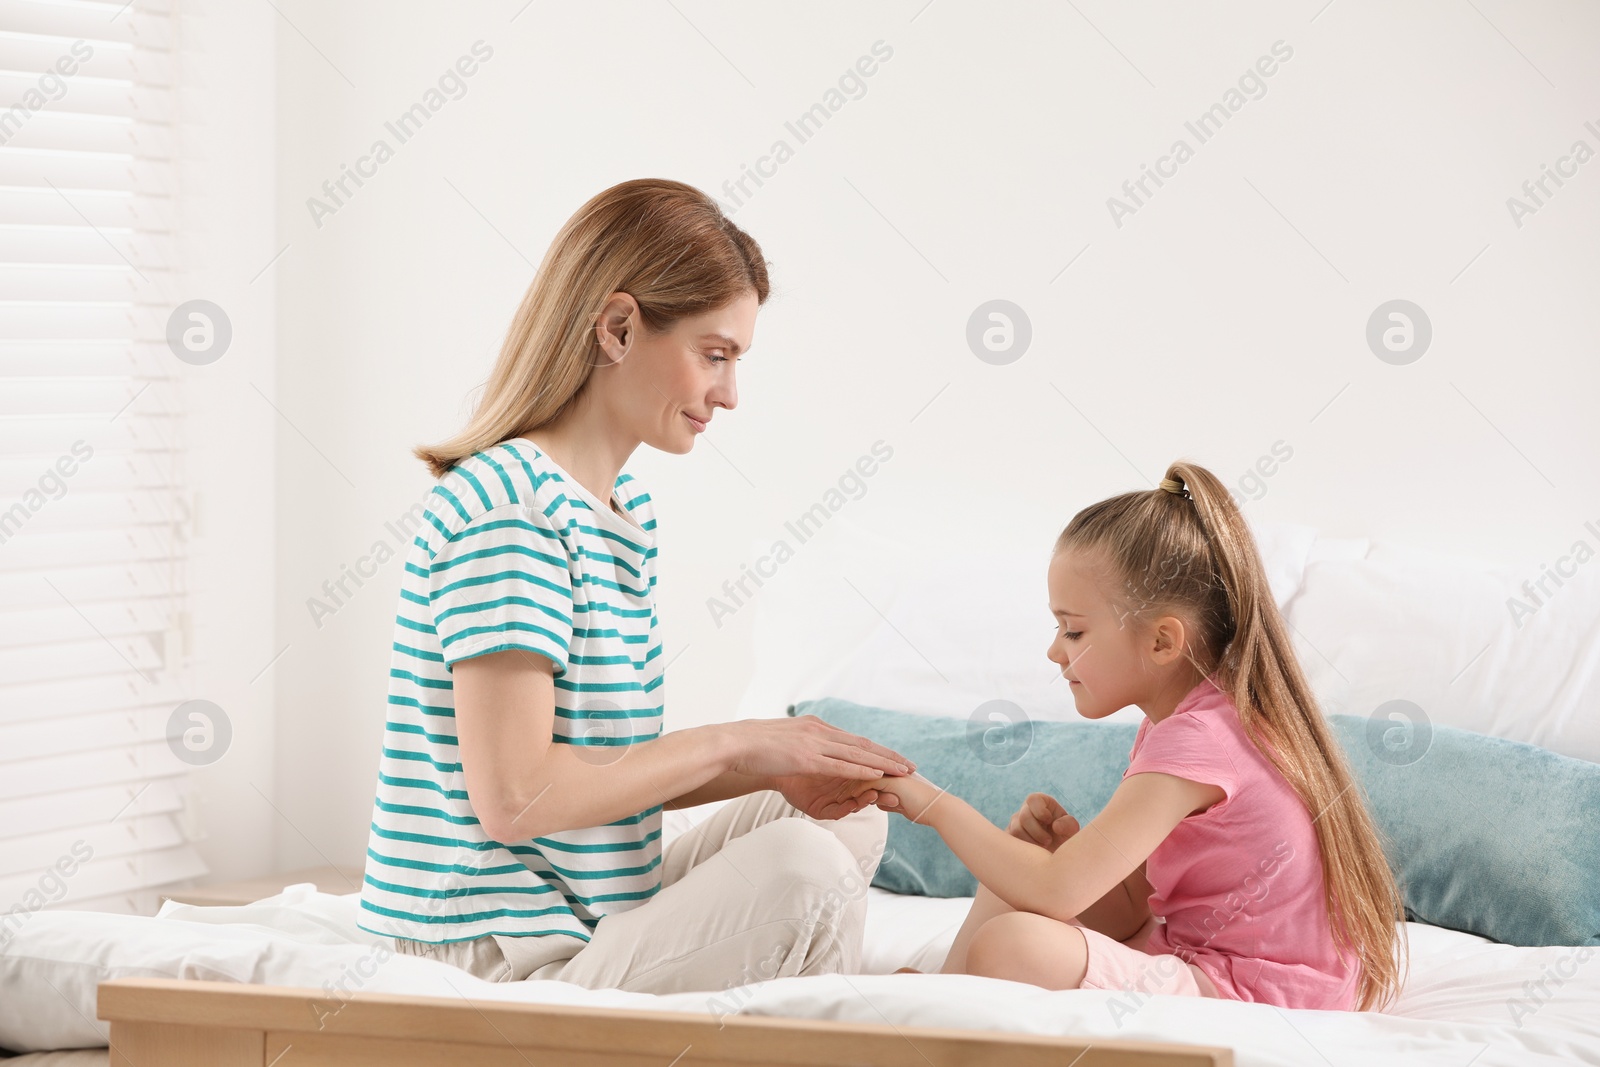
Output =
[{"x1": 1073, "y1": 916, "x2": 1220, "y2": 999}]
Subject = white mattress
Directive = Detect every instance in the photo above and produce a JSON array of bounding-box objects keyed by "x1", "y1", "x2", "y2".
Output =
[
  {"x1": 860, "y1": 890, "x2": 1600, "y2": 1061},
  {"x1": 2, "y1": 884, "x2": 1597, "y2": 1066}
]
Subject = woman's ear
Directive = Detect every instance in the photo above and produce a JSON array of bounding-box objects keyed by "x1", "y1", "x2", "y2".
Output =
[{"x1": 592, "y1": 291, "x2": 638, "y2": 364}]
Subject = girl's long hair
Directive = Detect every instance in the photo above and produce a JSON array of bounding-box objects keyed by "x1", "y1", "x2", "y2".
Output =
[
  {"x1": 1056, "y1": 461, "x2": 1405, "y2": 1011},
  {"x1": 415, "y1": 179, "x2": 771, "y2": 478}
]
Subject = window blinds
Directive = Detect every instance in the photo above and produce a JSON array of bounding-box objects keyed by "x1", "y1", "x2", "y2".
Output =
[{"x1": 0, "y1": 0, "x2": 207, "y2": 919}]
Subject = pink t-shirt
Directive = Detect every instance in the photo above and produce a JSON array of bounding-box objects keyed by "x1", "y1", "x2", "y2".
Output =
[{"x1": 1124, "y1": 678, "x2": 1360, "y2": 1010}]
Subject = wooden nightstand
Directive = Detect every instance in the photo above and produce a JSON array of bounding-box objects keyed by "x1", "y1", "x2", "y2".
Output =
[{"x1": 159, "y1": 865, "x2": 365, "y2": 907}]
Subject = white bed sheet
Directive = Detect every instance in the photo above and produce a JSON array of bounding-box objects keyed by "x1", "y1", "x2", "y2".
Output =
[{"x1": 2, "y1": 883, "x2": 1596, "y2": 1066}]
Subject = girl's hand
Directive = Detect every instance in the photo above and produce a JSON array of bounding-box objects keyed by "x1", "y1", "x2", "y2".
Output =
[
  {"x1": 724, "y1": 715, "x2": 916, "y2": 781},
  {"x1": 871, "y1": 773, "x2": 945, "y2": 822},
  {"x1": 1007, "y1": 792, "x2": 1079, "y2": 852}
]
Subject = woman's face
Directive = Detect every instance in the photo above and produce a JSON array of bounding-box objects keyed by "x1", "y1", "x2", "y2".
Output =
[{"x1": 612, "y1": 290, "x2": 759, "y2": 455}]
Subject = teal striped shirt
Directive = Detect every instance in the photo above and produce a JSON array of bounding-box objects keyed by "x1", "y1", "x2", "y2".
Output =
[{"x1": 358, "y1": 438, "x2": 663, "y2": 944}]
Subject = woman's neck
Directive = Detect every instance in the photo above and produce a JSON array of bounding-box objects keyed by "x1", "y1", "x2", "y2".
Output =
[{"x1": 522, "y1": 401, "x2": 637, "y2": 509}]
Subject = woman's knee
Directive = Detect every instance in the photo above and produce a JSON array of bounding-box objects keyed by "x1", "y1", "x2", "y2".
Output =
[
  {"x1": 748, "y1": 818, "x2": 871, "y2": 908},
  {"x1": 756, "y1": 817, "x2": 855, "y2": 875},
  {"x1": 828, "y1": 802, "x2": 889, "y2": 874}
]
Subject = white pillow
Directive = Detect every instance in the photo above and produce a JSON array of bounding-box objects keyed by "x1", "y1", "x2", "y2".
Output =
[
  {"x1": 0, "y1": 887, "x2": 680, "y2": 1053},
  {"x1": 733, "y1": 509, "x2": 1600, "y2": 763},
  {"x1": 1284, "y1": 537, "x2": 1600, "y2": 764},
  {"x1": 735, "y1": 514, "x2": 1318, "y2": 727},
  {"x1": 0, "y1": 887, "x2": 392, "y2": 1052}
]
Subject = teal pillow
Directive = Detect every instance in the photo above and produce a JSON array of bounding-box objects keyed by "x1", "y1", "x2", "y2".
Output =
[
  {"x1": 1329, "y1": 712, "x2": 1600, "y2": 947},
  {"x1": 790, "y1": 697, "x2": 1600, "y2": 947},
  {"x1": 788, "y1": 698, "x2": 1135, "y2": 898}
]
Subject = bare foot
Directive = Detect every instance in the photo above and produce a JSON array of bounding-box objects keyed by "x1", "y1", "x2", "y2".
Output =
[{"x1": 893, "y1": 966, "x2": 922, "y2": 974}]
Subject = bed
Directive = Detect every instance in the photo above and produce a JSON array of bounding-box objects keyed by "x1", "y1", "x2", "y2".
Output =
[
  {"x1": 2, "y1": 879, "x2": 1598, "y2": 1066},
  {"x1": 3, "y1": 519, "x2": 1598, "y2": 1065}
]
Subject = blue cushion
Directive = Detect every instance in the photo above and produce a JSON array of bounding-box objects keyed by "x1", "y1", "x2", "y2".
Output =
[{"x1": 789, "y1": 696, "x2": 1600, "y2": 947}]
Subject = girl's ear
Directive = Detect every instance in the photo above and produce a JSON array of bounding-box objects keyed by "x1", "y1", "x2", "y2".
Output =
[{"x1": 1148, "y1": 615, "x2": 1188, "y2": 666}]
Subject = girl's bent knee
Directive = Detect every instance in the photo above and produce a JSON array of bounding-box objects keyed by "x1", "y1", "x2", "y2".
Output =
[
  {"x1": 965, "y1": 913, "x2": 1088, "y2": 989},
  {"x1": 964, "y1": 913, "x2": 1022, "y2": 972}
]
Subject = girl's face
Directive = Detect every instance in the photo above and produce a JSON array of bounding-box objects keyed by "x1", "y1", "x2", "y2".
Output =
[
  {"x1": 610, "y1": 290, "x2": 759, "y2": 455},
  {"x1": 1046, "y1": 547, "x2": 1169, "y2": 720}
]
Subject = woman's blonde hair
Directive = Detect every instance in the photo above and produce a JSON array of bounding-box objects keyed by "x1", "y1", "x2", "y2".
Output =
[
  {"x1": 1056, "y1": 461, "x2": 1406, "y2": 1011},
  {"x1": 415, "y1": 178, "x2": 771, "y2": 479}
]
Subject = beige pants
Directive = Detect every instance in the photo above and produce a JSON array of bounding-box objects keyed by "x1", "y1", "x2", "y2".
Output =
[{"x1": 393, "y1": 790, "x2": 888, "y2": 996}]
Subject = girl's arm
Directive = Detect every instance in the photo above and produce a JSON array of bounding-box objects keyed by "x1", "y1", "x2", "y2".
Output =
[
  {"x1": 1074, "y1": 865, "x2": 1151, "y2": 942},
  {"x1": 876, "y1": 772, "x2": 1222, "y2": 924},
  {"x1": 1004, "y1": 794, "x2": 1150, "y2": 941}
]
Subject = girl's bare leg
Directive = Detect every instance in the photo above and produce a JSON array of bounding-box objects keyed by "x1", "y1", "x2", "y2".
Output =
[{"x1": 938, "y1": 882, "x2": 1017, "y2": 974}]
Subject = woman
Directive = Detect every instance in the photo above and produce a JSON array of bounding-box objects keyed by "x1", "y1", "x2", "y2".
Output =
[{"x1": 357, "y1": 179, "x2": 916, "y2": 994}]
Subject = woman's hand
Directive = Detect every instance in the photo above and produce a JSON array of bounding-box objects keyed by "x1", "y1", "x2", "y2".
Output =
[
  {"x1": 772, "y1": 773, "x2": 882, "y2": 820},
  {"x1": 1007, "y1": 792, "x2": 1079, "y2": 852},
  {"x1": 724, "y1": 715, "x2": 916, "y2": 782},
  {"x1": 870, "y1": 773, "x2": 946, "y2": 823}
]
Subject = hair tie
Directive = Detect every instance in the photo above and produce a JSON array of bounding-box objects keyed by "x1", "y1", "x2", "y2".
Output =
[{"x1": 1159, "y1": 476, "x2": 1190, "y2": 498}]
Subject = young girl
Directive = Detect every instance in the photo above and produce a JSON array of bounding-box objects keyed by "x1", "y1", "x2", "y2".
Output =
[{"x1": 872, "y1": 461, "x2": 1405, "y2": 1012}]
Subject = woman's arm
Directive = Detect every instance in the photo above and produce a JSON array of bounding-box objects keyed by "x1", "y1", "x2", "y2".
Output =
[
  {"x1": 455, "y1": 649, "x2": 916, "y2": 841},
  {"x1": 663, "y1": 769, "x2": 775, "y2": 810},
  {"x1": 875, "y1": 772, "x2": 1220, "y2": 924}
]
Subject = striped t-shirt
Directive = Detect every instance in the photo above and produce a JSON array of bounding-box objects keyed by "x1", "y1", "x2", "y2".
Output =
[{"x1": 357, "y1": 437, "x2": 663, "y2": 944}]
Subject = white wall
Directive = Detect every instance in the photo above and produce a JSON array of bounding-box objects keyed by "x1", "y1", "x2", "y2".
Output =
[
  {"x1": 260, "y1": 0, "x2": 1599, "y2": 871},
  {"x1": 174, "y1": 0, "x2": 280, "y2": 883}
]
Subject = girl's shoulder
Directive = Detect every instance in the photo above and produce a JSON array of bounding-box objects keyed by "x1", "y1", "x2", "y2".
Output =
[
  {"x1": 1160, "y1": 681, "x2": 1255, "y2": 747},
  {"x1": 1140, "y1": 680, "x2": 1240, "y2": 742},
  {"x1": 1126, "y1": 682, "x2": 1250, "y2": 791}
]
